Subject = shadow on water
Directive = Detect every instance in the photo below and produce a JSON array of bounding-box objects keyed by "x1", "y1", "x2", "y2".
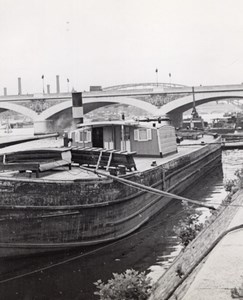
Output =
[
  {"x1": 0, "y1": 150, "x2": 240, "y2": 300},
  {"x1": 0, "y1": 200, "x2": 186, "y2": 300}
]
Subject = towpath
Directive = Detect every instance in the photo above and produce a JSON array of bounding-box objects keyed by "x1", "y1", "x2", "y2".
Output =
[{"x1": 149, "y1": 189, "x2": 243, "y2": 300}]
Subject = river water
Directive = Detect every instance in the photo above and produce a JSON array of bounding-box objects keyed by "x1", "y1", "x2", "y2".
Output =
[{"x1": 0, "y1": 145, "x2": 241, "y2": 299}]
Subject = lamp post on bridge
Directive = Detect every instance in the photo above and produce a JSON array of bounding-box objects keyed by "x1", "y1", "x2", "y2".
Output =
[
  {"x1": 155, "y1": 68, "x2": 158, "y2": 87},
  {"x1": 41, "y1": 75, "x2": 45, "y2": 94},
  {"x1": 67, "y1": 78, "x2": 70, "y2": 93}
]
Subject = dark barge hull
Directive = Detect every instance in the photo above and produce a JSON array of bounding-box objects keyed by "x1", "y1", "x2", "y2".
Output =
[{"x1": 0, "y1": 142, "x2": 222, "y2": 258}]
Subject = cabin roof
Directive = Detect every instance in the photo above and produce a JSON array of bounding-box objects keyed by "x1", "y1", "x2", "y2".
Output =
[
  {"x1": 76, "y1": 120, "x2": 139, "y2": 128},
  {"x1": 76, "y1": 120, "x2": 173, "y2": 130}
]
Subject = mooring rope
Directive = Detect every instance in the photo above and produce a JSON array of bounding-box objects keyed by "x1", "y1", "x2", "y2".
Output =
[{"x1": 78, "y1": 165, "x2": 216, "y2": 210}]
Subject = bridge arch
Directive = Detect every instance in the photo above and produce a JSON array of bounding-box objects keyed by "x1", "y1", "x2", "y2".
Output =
[
  {"x1": 40, "y1": 97, "x2": 158, "y2": 120},
  {"x1": 158, "y1": 90, "x2": 243, "y2": 115},
  {"x1": 0, "y1": 102, "x2": 38, "y2": 120},
  {"x1": 156, "y1": 90, "x2": 243, "y2": 127}
]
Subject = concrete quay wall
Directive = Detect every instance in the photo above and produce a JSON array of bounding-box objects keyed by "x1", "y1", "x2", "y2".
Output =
[{"x1": 149, "y1": 189, "x2": 243, "y2": 300}]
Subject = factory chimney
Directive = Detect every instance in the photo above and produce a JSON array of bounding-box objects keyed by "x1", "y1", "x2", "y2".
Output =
[
  {"x1": 56, "y1": 75, "x2": 60, "y2": 93},
  {"x1": 18, "y1": 77, "x2": 22, "y2": 95}
]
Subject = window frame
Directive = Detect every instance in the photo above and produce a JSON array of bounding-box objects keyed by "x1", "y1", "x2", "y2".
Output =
[
  {"x1": 74, "y1": 129, "x2": 91, "y2": 143},
  {"x1": 134, "y1": 128, "x2": 152, "y2": 141}
]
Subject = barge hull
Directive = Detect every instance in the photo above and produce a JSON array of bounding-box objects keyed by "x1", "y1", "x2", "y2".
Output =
[{"x1": 0, "y1": 143, "x2": 221, "y2": 257}]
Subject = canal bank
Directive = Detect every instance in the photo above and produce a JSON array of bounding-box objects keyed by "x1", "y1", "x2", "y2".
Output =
[{"x1": 149, "y1": 187, "x2": 243, "y2": 300}]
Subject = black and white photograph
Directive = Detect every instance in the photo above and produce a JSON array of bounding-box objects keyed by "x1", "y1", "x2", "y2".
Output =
[{"x1": 0, "y1": 0, "x2": 243, "y2": 299}]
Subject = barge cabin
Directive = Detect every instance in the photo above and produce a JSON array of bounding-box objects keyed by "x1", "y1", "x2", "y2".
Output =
[{"x1": 68, "y1": 120, "x2": 177, "y2": 158}]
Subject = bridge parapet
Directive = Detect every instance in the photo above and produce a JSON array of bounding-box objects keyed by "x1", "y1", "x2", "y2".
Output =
[{"x1": 0, "y1": 92, "x2": 71, "y2": 102}]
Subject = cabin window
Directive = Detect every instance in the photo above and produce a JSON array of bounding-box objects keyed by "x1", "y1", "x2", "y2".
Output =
[
  {"x1": 74, "y1": 130, "x2": 91, "y2": 143},
  {"x1": 134, "y1": 128, "x2": 152, "y2": 141}
]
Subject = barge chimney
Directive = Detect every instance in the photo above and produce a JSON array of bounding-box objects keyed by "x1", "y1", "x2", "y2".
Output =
[
  {"x1": 3, "y1": 87, "x2": 7, "y2": 96},
  {"x1": 47, "y1": 84, "x2": 50, "y2": 94},
  {"x1": 18, "y1": 77, "x2": 22, "y2": 95},
  {"x1": 56, "y1": 75, "x2": 60, "y2": 93},
  {"x1": 72, "y1": 92, "x2": 83, "y2": 124}
]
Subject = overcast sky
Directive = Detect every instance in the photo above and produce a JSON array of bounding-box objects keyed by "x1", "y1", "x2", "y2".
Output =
[{"x1": 1, "y1": 0, "x2": 243, "y2": 94}]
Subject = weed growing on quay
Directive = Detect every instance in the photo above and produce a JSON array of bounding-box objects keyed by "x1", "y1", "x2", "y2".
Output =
[
  {"x1": 174, "y1": 203, "x2": 203, "y2": 248},
  {"x1": 94, "y1": 269, "x2": 152, "y2": 300}
]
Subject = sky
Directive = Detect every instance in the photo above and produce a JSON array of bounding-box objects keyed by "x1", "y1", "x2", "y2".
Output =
[{"x1": 1, "y1": 0, "x2": 243, "y2": 94}]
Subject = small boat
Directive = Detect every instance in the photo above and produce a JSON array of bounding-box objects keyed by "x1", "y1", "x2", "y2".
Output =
[
  {"x1": 209, "y1": 115, "x2": 236, "y2": 134},
  {"x1": 0, "y1": 94, "x2": 222, "y2": 258}
]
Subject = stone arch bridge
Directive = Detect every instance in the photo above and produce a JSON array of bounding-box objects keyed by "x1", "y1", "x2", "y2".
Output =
[{"x1": 1, "y1": 83, "x2": 243, "y2": 134}]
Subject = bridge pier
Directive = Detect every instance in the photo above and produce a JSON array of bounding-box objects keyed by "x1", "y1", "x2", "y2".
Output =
[
  {"x1": 33, "y1": 120, "x2": 55, "y2": 135},
  {"x1": 167, "y1": 111, "x2": 183, "y2": 128}
]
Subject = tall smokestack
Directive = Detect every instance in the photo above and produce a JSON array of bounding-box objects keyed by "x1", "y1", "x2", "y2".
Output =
[
  {"x1": 18, "y1": 77, "x2": 22, "y2": 95},
  {"x1": 56, "y1": 75, "x2": 60, "y2": 93},
  {"x1": 72, "y1": 92, "x2": 83, "y2": 124},
  {"x1": 3, "y1": 88, "x2": 7, "y2": 96},
  {"x1": 47, "y1": 84, "x2": 50, "y2": 94}
]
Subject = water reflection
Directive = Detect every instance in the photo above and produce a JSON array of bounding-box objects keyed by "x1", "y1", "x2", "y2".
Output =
[{"x1": 0, "y1": 150, "x2": 241, "y2": 299}]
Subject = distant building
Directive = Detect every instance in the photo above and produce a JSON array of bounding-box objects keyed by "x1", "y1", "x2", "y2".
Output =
[{"x1": 89, "y1": 86, "x2": 102, "y2": 92}]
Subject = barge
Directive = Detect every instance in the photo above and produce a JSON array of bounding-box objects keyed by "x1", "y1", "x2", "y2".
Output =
[{"x1": 0, "y1": 95, "x2": 222, "y2": 258}]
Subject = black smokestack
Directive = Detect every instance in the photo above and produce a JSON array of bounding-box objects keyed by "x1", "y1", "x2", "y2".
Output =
[{"x1": 72, "y1": 92, "x2": 83, "y2": 124}]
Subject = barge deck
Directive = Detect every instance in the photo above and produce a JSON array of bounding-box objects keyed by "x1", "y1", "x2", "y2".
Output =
[{"x1": 0, "y1": 135, "x2": 215, "y2": 181}]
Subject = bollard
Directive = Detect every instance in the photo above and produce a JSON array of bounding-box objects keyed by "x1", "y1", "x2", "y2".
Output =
[
  {"x1": 63, "y1": 131, "x2": 72, "y2": 147},
  {"x1": 109, "y1": 167, "x2": 117, "y2": 176},
  {"x1": 118, "y1": 165, "x2": 126, "y2": 175}
]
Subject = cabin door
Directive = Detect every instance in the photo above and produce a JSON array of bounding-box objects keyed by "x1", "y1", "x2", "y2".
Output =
[
  {"x1": 92, "y1": 127, "x2": 104, "y2": 148},
  {"x1": 121, "y1": 126, "x2": 131, "y2": 152},
  {"x1": 124, "y1": 139, "x2": 131, "y2": 152}
]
